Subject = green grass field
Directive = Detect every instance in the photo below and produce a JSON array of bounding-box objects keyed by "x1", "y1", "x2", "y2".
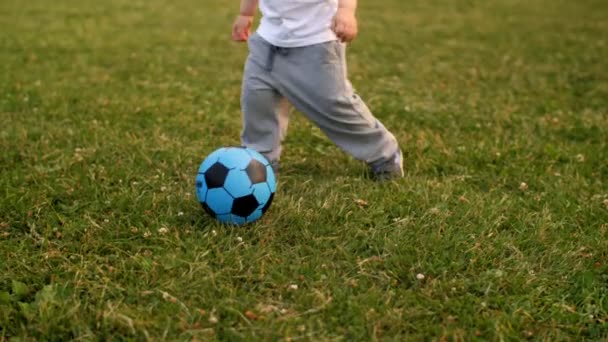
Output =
[{"x1": 1, "y1": 0, "x2": 607, "y2": 340}]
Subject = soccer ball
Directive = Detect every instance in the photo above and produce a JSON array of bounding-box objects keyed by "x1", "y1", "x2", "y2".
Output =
[{"x1": 195, "y1": 147, "x2": 276, "y2": 225}]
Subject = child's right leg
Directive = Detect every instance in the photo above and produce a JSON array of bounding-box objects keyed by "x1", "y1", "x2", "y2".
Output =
[
  {"x1": 240, "y1": 87, "x2": 289, "y2": 170},
  {"x1": 240, "y1": 35, "x2": 289, "y2": 171}
]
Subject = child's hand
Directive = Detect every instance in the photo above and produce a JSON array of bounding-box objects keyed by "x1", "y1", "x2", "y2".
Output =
[
  {"x1": 332, "y1": 8, "x2": 358, "y2": 43},
  {"x1": 232, "y1": 15, "x2": 254, "y2": 42}
]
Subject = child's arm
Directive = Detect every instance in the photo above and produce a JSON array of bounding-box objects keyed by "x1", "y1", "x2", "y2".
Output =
[
  {"x1": 332, "y1": 0, "x2": 358, "y2": 43},
  {"x1": 232, "y1": 0, "x2": 258, "y2": 42}
]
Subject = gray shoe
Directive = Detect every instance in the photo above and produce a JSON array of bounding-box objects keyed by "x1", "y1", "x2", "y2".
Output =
[{"x1": 370, "y1": 149, "x2": 404, "y2": 181}]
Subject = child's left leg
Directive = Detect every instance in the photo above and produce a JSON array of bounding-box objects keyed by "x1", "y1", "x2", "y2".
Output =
[{"x1": 269, "y1": 41, "x2": 403, "y2": 178}]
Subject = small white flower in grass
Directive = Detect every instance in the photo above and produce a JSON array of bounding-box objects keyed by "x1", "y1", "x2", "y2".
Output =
[
  {"x1": 208, "y1": 315, "x2": 218, "y2": 324},
  {"x1": 416, "y1": 273, "x2": 425, "y2": 280},
  {"x1": 576, "y1": 154, "x2": 585, "y2": 162},
  {"x1": 143, "y1": 231, "x2": 151, "y2": 238},
  {"x1": 288, "y1": 284, "x2": 298, "y2": 291},
  {"x1": 211, "y1": 229, "x2": 217, "y2": 236},
  {"x1": 104, "y1": 219, "x2": 109, "y2": 223},
  {"x1": 519, "y1": 182, "x2": 528, "y2": 191},
  {"x1": 236, "y1": 236, "x2": 243, "y2": 242},
  {"x1": 160, "y1": 186, "x2": 167, "y2": 192},
  {"x1": 158, "y1": 227, "x2": 169, "y2": 235},
  {"x1": 177, "y1": 211, "x2": 184, "y2": 217},
  {"x1": 354, "y1": 199, "x2": 368, "y2": 208},
  {"x1": 481, "y1": 302, "x2": 487, "y2": 307}
]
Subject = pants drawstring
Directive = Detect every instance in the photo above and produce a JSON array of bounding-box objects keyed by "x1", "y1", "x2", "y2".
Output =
[{"x1": 266, "y1": 45, "x2": 290, "y2": 72}]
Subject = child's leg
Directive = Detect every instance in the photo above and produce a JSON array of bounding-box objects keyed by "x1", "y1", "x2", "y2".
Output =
[
  {"x1": 272, "y1": 41, "x2": 400, "y2": 169},
  {"x1": 241, "y1": 87, "x2": 290, "y2": 164},
  {"x1": 240, "y1": 35, "x2": 290, "y2": 167}
]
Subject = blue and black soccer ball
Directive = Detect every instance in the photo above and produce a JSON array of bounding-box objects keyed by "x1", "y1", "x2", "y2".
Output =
[{"x1": 195, "y1": 147, "x2": 276, "y2": 225}]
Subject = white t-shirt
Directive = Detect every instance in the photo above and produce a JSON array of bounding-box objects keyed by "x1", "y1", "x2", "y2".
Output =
[{"x1": 257, "y1": 0, "x2": 339, "y2": 47}]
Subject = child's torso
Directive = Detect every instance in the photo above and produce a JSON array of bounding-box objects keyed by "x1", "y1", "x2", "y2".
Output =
[{"x1": 258, "y1": 0, "x2": 339, "y2": 47}]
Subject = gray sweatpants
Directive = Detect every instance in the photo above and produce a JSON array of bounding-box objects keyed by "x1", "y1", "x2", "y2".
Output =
[{"x1": 240, "y1": 33, "x2": 399, "y2": 166}]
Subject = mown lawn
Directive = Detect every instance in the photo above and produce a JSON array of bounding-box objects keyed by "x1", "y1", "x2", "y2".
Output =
[{"x1": 1, "y1": 0, "x2": 607, "y2": 340}]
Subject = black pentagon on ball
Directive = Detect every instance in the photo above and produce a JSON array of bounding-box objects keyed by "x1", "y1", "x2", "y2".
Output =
[
  {"x1": 205, "y1": 162, "x2": 230, "y2": 188},
  {"x1": 231, "y1": 194, "x2": 259, "y2": 218},
  {"x1": 261, "y1": 193, "x2": 274, "y2": 214},
  {"x1": 245, "y1": 159, "x2": 267, "y2": 184},
  {"x1": 201, "y1": 202, "x2": 216, "y2": 218}
]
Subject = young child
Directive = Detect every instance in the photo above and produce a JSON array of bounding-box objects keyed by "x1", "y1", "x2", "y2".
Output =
[{"x1": 232, "y1": 0, "x2": 403, "y2": 180}]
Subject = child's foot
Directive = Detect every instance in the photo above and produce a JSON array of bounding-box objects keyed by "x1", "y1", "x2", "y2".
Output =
[
  {"x1": 370, "y1": 149, "x2": 404, "y2": 181},
  {"x1": 269, "y1": 159, "x2": 279, "y2": 175}
]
